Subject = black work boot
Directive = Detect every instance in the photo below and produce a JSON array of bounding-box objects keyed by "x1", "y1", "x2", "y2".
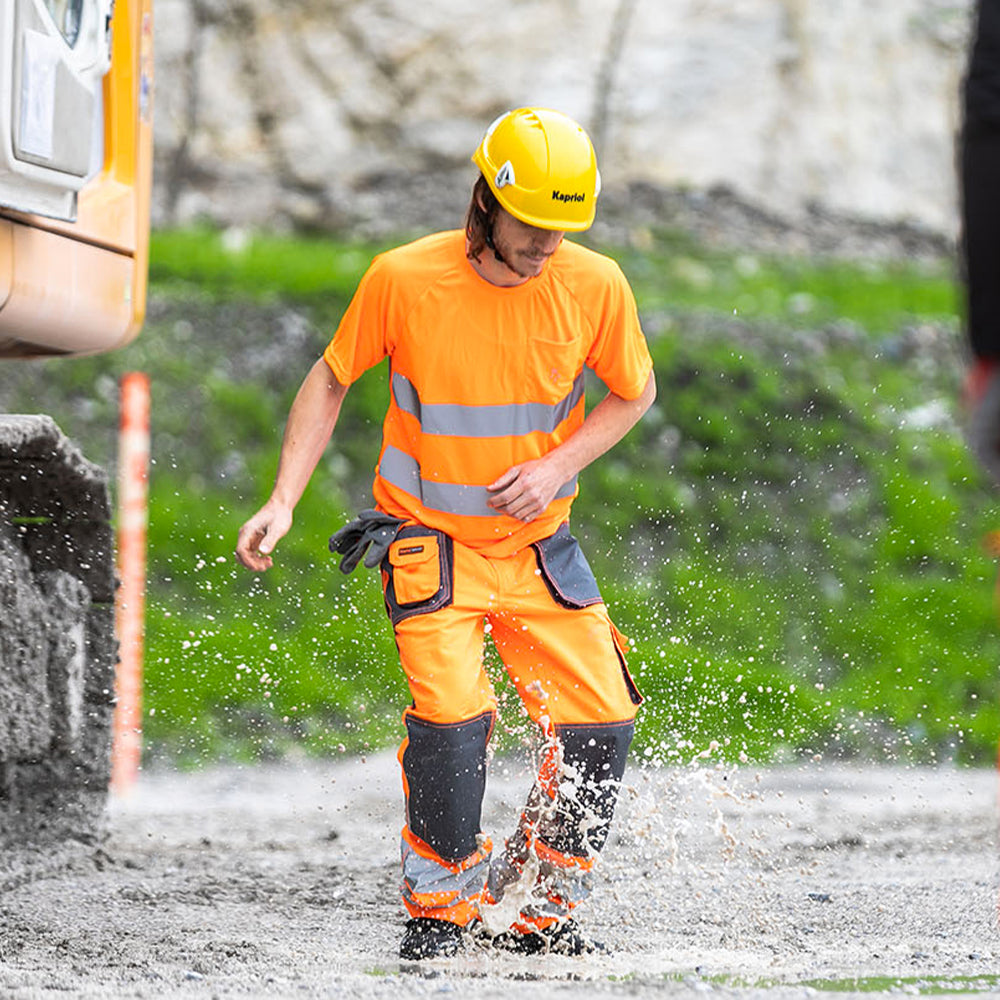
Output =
[
  {"x1": 491, "y1": 919, "x2": 608, "y2": 956},
  {"x1": 399, "y1": 917, "x2": 465, "y2": 960}
]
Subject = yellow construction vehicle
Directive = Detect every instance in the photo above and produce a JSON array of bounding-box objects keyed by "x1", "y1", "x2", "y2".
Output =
[
  {"x1": 0, "y1": 0, "x2": 153, "y2": 849},
  {"x1": 0, "y1": 0, "x2": 152, "y2": 356}
]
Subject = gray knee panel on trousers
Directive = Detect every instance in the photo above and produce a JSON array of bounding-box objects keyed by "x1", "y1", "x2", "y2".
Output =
[
  {"x1": 538, "y1": 721, "x2": 634, "y2": 858},
  {"x1": 401, "y1": 710, "x2": 494, "y2": 862}
]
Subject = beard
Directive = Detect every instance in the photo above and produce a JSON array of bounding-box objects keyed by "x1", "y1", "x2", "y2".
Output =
[{"x1": 490, "y1": 230, "x2": 552, "y2": 279}]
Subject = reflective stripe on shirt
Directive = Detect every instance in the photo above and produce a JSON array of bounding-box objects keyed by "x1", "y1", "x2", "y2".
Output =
[
  {"x1": 379, "y1": 444, "x2": 578, "y2": 517},
  {"x1": 392, "y1": 370, "x2": 585, "y2": 438}
]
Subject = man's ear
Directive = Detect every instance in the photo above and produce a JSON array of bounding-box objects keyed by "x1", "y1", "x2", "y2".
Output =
[{"x1": 475, "y1": 188, "x2": 488, "y2": 213}]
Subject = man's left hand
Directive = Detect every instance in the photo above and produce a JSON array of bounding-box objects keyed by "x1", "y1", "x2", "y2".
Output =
[{"x1": 487, "y1": 458, "x2": 567, "y2": 522}]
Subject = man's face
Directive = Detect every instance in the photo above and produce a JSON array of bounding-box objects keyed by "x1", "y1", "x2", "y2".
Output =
[{"x1": 490, "y1": 208, "x2": 565, "y2": 279}]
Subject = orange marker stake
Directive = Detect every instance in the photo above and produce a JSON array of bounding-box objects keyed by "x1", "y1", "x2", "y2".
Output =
[{"x1": 111, "y1": 372, "x2": 151, "y2": 794}]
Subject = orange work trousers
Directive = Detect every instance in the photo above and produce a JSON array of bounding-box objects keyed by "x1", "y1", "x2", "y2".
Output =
[{"x1": 381, "y1": 522, "x2": 642, "y2": 929}]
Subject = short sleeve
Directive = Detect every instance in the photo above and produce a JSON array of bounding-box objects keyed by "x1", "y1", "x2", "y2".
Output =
[
  {"x1": 323, "y1": 254, "x2": 395, "y2": 385},
  {"x1": 584, "y1": 262, "x2": 653, "y2": 399}
]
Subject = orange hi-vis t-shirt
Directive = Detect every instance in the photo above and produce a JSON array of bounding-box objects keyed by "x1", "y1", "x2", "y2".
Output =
[{"x1": 323, "y1": 230, "x2": 653, "y2": 558}]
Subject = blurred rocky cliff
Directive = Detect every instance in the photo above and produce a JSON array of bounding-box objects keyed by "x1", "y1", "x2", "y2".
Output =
[{"x1": 153, "y1": 0, "x2": 972, "y2": 249}]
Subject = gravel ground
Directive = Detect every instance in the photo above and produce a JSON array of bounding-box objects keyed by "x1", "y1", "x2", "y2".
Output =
[{"x1": 0, "y1": 753, "x2": 997, "y2": 999}]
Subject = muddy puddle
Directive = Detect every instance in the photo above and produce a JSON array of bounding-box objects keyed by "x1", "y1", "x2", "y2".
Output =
[{"x1": 0, "y1": 753, "x2": 996, "y2": 998}]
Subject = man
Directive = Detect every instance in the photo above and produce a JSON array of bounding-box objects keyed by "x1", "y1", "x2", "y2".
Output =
[
  {"x1": 962, "y1": 0, "x2": 1000, "y2": 483},
  {"x1": 236, "y1": 107, "x2": 656, "y2": 960}
]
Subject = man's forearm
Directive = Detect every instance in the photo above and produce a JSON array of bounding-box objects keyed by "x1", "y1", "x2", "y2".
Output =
[
  {"x1": 485, "y1": 372, "x2": 656, "y2": 521},
  {"x1": 270, "y1": 358, "x2": 349, "y2": 510},
  {"x1": 548, "y1": 372, "x2": 656, "y2": 482}
]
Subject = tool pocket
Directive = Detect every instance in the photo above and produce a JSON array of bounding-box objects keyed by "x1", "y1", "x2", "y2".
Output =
[
  {"x1": 382, "y1": 527, "x2": 454, "y2": 625},
  {"x1": 609, "y1": 620, "x2": 644, "y2": 706},
  {"x1": 531, "y1": 523, "x2": 602, "y2": 609}
]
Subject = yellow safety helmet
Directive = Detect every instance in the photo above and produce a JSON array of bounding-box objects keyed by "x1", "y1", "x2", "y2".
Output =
[{"x1": 472, "y1": 107, "x2": 601, "y2": 232}]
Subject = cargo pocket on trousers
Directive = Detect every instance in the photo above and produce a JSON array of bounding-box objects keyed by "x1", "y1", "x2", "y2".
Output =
[
  {"x1": 382, "y1": 527, "x2": 454, "y2": 625},
  {"x1": 530, "y1": 522, "x2": 603, "y2": 609},
  {"x1": 609, "y1": 621, "x2": 643, "y2": 706}
]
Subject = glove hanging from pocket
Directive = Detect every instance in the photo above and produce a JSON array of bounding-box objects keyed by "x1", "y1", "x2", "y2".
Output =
[{"x1": 329, "y1": 509, "x2": 406, "y2": 574}]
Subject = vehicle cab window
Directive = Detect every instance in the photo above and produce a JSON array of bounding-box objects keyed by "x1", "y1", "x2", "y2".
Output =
[{"x1": 43, "y1": 0, "x2": 85, "y2": 48}]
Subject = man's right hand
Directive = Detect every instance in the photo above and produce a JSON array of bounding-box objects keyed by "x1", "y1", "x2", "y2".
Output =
[{"x1": 236, "y1": 503, "x2": 293, "y2": 571}]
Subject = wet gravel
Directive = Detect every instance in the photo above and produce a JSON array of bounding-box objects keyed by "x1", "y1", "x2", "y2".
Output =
[{"x1": 0, "y1": 753, "x2": 996, "y2": 999}]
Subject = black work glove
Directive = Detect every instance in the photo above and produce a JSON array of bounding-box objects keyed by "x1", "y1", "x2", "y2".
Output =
[{"x1": 329, "y1": 509, "x2": 406, "y2": 574}]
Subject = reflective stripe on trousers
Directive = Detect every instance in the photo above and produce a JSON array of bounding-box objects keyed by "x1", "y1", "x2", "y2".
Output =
[
  {"x1": 400, "y1": 829, "x2": 492, "y2": 926},
  {"x1": 487, "y1": 832, "x2": 597, "y2": 932}
]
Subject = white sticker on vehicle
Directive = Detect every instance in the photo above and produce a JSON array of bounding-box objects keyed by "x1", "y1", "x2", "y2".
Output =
[{"x1": 20, "y1": 30, "x2": 61, "y2": 161}]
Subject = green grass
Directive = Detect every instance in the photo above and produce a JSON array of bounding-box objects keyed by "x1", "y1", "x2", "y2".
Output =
[
  {"x1": 150, "y1": 228, "x2": 389, "y2": 302},
  {"x1": 148, "y1": 227, "x2": 391, "y2": 330},
  {"x1": 2, "y1": 225, "x2": 995, "y2": 766},
  {"x1": 616, "y1": 233, "x2": 958, "y2": 332},
  {"x1": 150, "y1": 225, "x2": 959, "y2": 333}
]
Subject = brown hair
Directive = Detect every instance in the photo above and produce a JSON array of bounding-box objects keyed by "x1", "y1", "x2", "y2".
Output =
[{"x1": 465, "y1": 174, "x2": 499, "y2": 262}]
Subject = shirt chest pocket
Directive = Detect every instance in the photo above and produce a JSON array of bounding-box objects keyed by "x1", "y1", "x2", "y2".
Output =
[{"x1": 524, "y1": 332, "x2": 586, "y2": 400}]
